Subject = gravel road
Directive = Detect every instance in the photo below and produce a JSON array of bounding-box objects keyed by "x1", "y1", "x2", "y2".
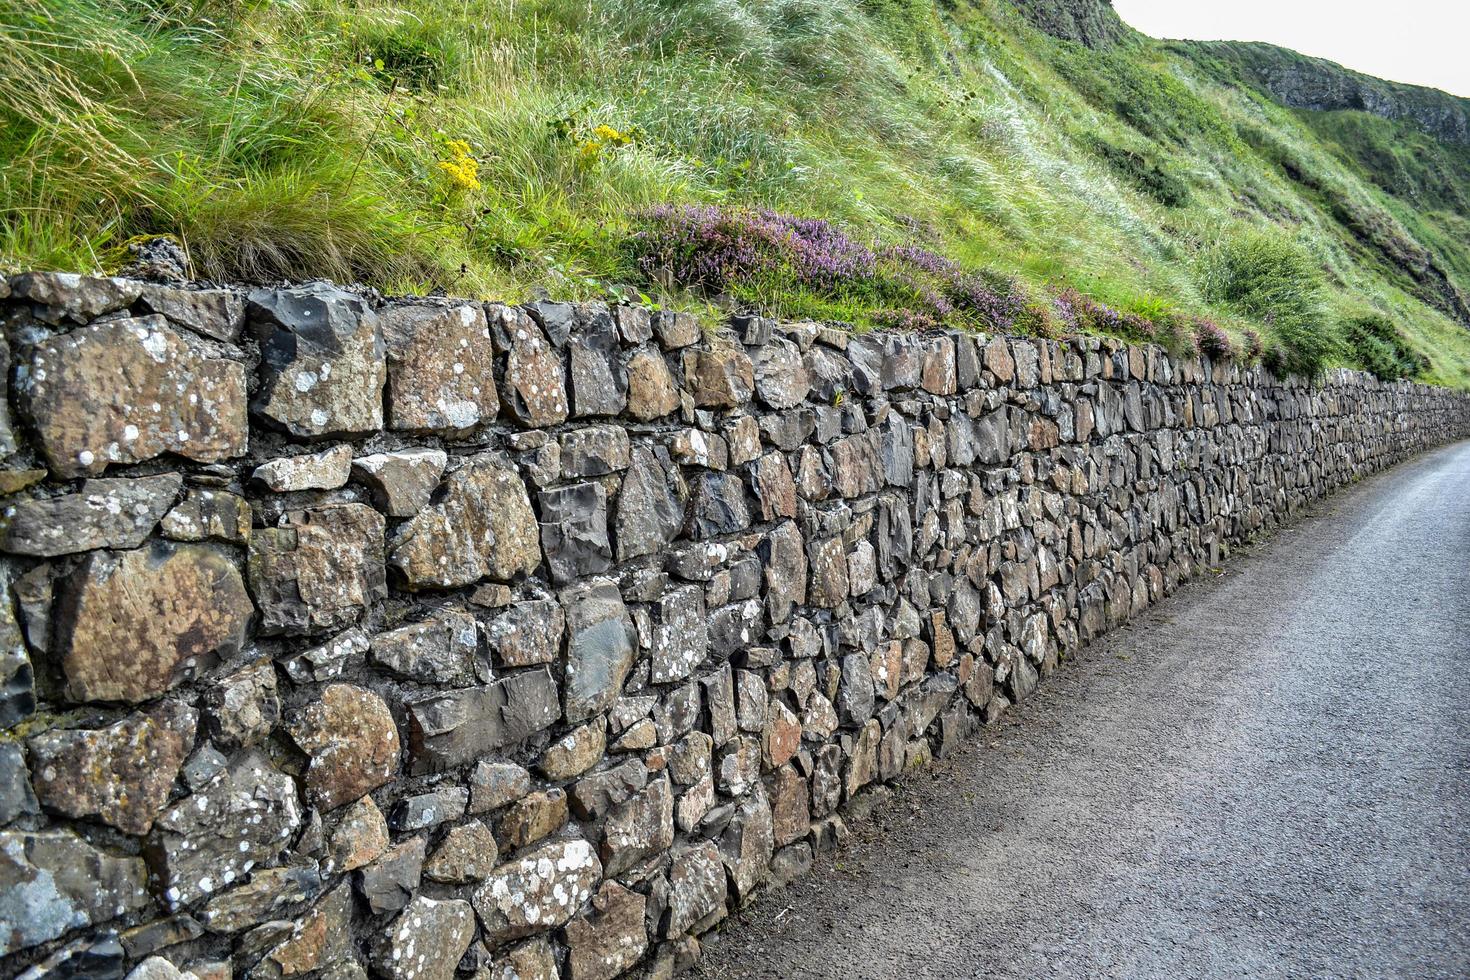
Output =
[{"x1": 691, "y1": 439, "x2": 1470, "y2": 980}]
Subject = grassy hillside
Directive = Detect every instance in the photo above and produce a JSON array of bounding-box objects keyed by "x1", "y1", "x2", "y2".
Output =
[{"x1": 2, "y1": 0, "x2": 1469, "y2": 385}]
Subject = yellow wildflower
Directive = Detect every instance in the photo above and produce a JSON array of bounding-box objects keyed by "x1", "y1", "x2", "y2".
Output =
[{"x1": 437, "y1": 140, "x2": 481, "y2": 192}]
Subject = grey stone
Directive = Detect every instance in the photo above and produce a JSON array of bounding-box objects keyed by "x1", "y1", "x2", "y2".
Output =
[
  {"x1": 0, "y1": 830, "x2": 149, "y2": 955},
  {"x1": 148, "y1": 751, "x2": 303, "y2": 909},
  {"x1": 754, "y1": 338, "x2": 811, "y2": 409},
  {"x1": 562, "y1": 578, "x2": 638, "y2": 724},
  {"x1": 248, "y1": 283, "x2": 385, "y2": 439},
  {"x1": 539, "y1": 482, "x2": 613, "y2": 584},
  {"x1": 665, "y1": 841, "x2": 727, "y2": 938},
  {"x1": 559, "y1": 425, "x2": 631, "y2": 477},
  {"x1": 615, "y1": 446, "x2": 685, "y2": 563},
  {"x1": 568, "y1": 307, "x2": 628, "y2": 417},
  {"x1": 11, "y1": 271, "x2": 141, "y2": 323},
  {"x1": 687, "y1": 471, "x2": 750, "y2": 539},
  {"x1": 501, "y1": 315, "x2": 569, "y2": 428},
  {"x1": 0, "y1": 473, "x2": 181, "y2": 556},
  {"x1": 200, "y1": 863, "x2": 324, "y2": 933},
  {"x1": 137, "y1": 284, "x2": 246, "y2": 341},
  {"x1": 468, "y1": 761, "x2": 533, "y2": 814},
  {"x1": 203, "y1": 660, "x2": 278, "y2": 750},
  {"x1": 357, "y1": 837, "x2": 425, "y2": 915},
  {"x1": 370, "y1": 608, "x2": 480, "y2": 686},
  {"x1": 569, "y1": 759, "x2": 648, "y2": 822},
  {"x1": 351, "y1": 448, "x2": 448, "y2": 517},
  {"x1": 407, "y1": 669, "x2": 560, "y2": 773},
  {"x1": 0, "y1": 743, "x2": 38, "y2": 825},
  {"x1": 392, "y1": 787, "x2": 468, "y2": 833},
  {"x1": 718, "y1": 785, "x2": 774, "y2": 902}
]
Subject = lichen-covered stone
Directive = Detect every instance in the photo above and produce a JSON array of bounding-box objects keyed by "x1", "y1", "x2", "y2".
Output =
[
  {"x1": 718, "y1": 785, "x2": 774, "y2": 902},
  {"x1": 471, "y1": 838, "x2": 602, "y2": 946},
  {"x1": 539, "y1": 722, "x2": 607, "y2": 781},
  {"x1": 147, "y1": 751, "x2": 302, "y2": 909},
  {"x1": 501, "y1": 316, "x2": 569, "y2": 428},
  {"x1": 351, "y1": 448, "x2": 448, "y2": 517},
  {"x1": 288, "y1": 684, "x2": 400, "y2": 811},
  {"x1": 203, "y1": 660, "x2": 279, "y2": 749},
  {"x1": 650, "y1": 585, "x2": 707, "y2": 684},
  {"x1": 753, "y1": 338, "x2": 810, "y2": 409},
  {"x1": 250, "y1": 503, "x2": 385, "y2": 636},
  {"x1": 0, "y1": 830, "x2": 150, "y2": 955},
  {"x1": 10, "y1": 271, "x2": 141, "y2": 323},
  {"x1": 381, "y1": 302, "x2": 499, "y2": 434},
  {"x1": 665, "y1": 841, "x2": 726, "y2": 938},
  {"x1": 390, "y1": 456, "x2": 540, "y2": 588},
  {"x1": 251, "y1": 882, "x2": 352, "y2": 979},
  {"x1": 496, "y1": 789, "x2": 568, "y2": 849},
  {"x1": 370, "y1": 608, "x2": 480, "y2": 686},
  {"x1": 21, "y1": 316, "x2": 248, "y2": 477},
  {"x1": 407, "y1": 669, "x2": 560, "y2": 774},
  {"x1": 160, "y1": 488, "x2": 250, "y2": 544},
  {"x1": 564, "y1": 882, "x2": 647, "y2": 980},
  {"x1": 137, "y1": 284, "x2": 245, "y2": 342},
  {"x1": 484, "y1": 599, "x2": 564, "y2": 668},
  {"x1": 600, "y1": 776, "x2": 674, "y2": 877},
  {"x1": 469, "y1": 760, "x2": 533, "y2": 814},
  {"x1": 562, "y1": 578, "x2": 638, "y2": 724},
  {"x1": 325, "y1": 796, "x2": 388, "y2": 874},
  {"x1": 375, "y1": 896, "x2": 476, "y2": 980},
  {"x1": 251, "y1": 445, "x2": 352, "y2": 492},
  {"x1": 569, "y1": 760, "x2": 648, "y2": 823},
  {"x1": 0, "y1": 473, "x2": 181, "y2": 556},
  {"x1": 58, "y1": 541, "x2": 253, "y2": 703},
  {"x1": 423, "y1": 821, "x2": 498, "y2": 884},
  {"x1": 28, "y1": 700, "x2": 196, "y2": 835},
  {"x1": 248, "y1": 284, "x2": 385, "y2": 439}
]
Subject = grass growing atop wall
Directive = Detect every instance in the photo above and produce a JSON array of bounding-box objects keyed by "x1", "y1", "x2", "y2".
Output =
[{"x1": 1, "y1": 0, "x2": 1469, "y2": 385}]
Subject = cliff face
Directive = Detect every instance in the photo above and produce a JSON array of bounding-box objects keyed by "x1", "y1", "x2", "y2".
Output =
[
  {"x1": 1009, "y1": 0, "x2": 1126, "y2": 49},
  {"x1": 1180, "y1": 42, "x2": 1470, "y2": 144}
]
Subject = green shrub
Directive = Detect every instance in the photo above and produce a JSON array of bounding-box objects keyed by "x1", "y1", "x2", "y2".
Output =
[
  {"x1": 1342, "y1": 312, "x2": 1428, "y2": 380},
  {"x1": 1082, "y1": 135, "x2": 1190, "y2": 206},
  {"x1": 1198, "y1": 227, "x2": 1337, "y2": 376}
]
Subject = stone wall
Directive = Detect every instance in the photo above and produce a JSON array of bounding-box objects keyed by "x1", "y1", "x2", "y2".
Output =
[{"x1": 0, "y1": 271, "x2": 1466, "y2": 980}]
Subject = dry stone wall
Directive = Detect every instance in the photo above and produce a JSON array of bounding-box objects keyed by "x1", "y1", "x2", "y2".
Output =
[{"x1": 0, "y1": 271, "x2": 1466, "y2": 980}]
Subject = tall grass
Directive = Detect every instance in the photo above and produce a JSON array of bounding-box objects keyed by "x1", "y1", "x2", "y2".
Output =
[{"x1": 0, "y1": 0, "x2": 1467, "y2": 384}]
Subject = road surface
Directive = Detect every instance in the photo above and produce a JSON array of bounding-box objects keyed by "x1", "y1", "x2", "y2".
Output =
[{"x1": 692, "y1": 439, "x2": 1470, "y2": 980}]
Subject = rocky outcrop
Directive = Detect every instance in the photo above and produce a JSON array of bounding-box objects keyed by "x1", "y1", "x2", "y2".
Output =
[{"x1": 0, "y1": 269, "x2": 1467, "y2": 980}]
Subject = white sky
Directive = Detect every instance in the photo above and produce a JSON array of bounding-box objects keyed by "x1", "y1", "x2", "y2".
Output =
[{"x1": 1111, "y1": 0, "x2": 1470, "y2": 98}]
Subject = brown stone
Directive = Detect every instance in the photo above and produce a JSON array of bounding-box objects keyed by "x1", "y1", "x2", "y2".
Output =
[
  {"x1": 496, "y1": 789, "x2": 569, "y2": 850},
  {"x1": 161, "y1": 488, "x2": 251, "y2": 544},
  {"x1": 984, "y1": 337, "x2": 1015, "y2": 383},
  {"x1": 375, "y1": 896, "x2": 476, "y2": 980},
  {"x1": 683, "y1": 344, "x2": 754, "y2": 408},
  {"x1": 484, "y1": 599, "x2": 564, "y2": 668},
  {"x1": 767, "y1": 764, "x2": 811, "y2": 848},
  {"x1": 351, "y1": 449, "x2": 448, "y2": 518},
  {"x1": 665, "y1": 841, "x2": 726, "y2": 938},
  {"x1": 21, "y1": 316, "x2": 248, "y2": 477},
  {"x1": 289, "y1": 684, "x2": 400, "y2": 811},
  {"x1": 539, "y1": 722, "x2": 607, "y2": 781},
  {"x1": 28, "y1": 700, "x2": 196, "y2": 835},
  {"x1": 254, "y1": 884, "x2": 352, "y2": 979},
  {"x1": 601, "y1": 776, "x2": 674, "y2": 877},
  {"x1": 382, "y1": 302, "x2": 499, "y2": 434},
  {"x1": 625, "y1": 348, "x2": 680, "y2": 421},
  {"x1": 750, "y1": 452, "x2": 797, "y2": 521},
  {"x1": 389, "y1": 456, "x2": 540, "y2": 588},
  {"x1": 250, "y1": 504, "x2": 385, "y2": 636},
  {"x1": 251, "y1": 445, "x2": 352, "y2": 492},
  {"x1": 763, "y1": 699, "x2": 801, "y2": 769},
  {"x1": 326, "y1": 796, "x2": 389, "y2": 874},
  {"x1": 564, "y1": 882, "x2": 647, "y2": 980},
  {"x1": 423, "y1": 821, "x2": 498, "y2": 884},
  {"x1": 58, "y1": 541, "x2": 252, "y2": 703}
]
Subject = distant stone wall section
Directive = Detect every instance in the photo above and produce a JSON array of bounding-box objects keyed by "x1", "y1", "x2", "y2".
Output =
[{"x1": 0, "y1": 271, "x2": 1467, "y2": 980}]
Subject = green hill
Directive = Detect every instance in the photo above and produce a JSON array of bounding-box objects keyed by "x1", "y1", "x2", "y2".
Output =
[{"x1": 3, "y1": 0, "x2": 1469, "y2": 384}]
